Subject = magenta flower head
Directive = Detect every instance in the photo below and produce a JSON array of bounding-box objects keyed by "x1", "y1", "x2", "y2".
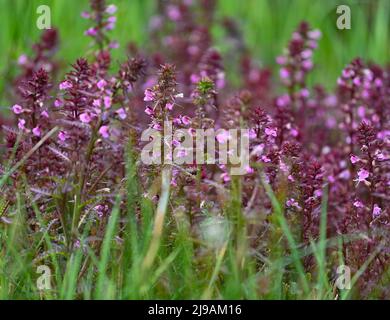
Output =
[
  {"x1": 106, "y1": 4, "x2": 117, "y2": 15},
  {"x1": 85, "y1": 27, "x2": 97, "y2": 37},
  {"x1": 59, "y1": 80, "x2": 73, "y2": 90},
  {"x1": 165, "y1": 102, "x2": 174, "y2": 111},
  {"x1": 80, "y1": 113, "x2": 92, "y2": 123},
  {"x1": 18, "y1": 118, "x2": 26, "y2": 130},
  {"x1": 116, "y1": 108, "x2": 127, "y2": 120},
  {"x1": 372, "y1": 204, "x2": 382, "y2": 218},
  {"x1": 12, "y1": 104, "x2": 24, "y2": 114},
  {"x1": 99, "y1": 125, "x2": 110, "y2": 138},
  {"x1": 58, "y1": 131, "x2": 69, "y2": 142},
  {"x1": 353, "y1": 200, "x2": 364, "y2": 208},
  {"x1": 54, "y1": 99, "x2": 63, "y2": 108},
  {"x1": 41, "y1": 110, "x2": 49, "y2": 118},
  {"x1": 355, "y1": 168, "x2": 370, "y2": 185},
  {"x1": 97, "y1": 79, "x2": 107, "y2": 90},
  {"x1": 265, "y1": 127, "x2": 277, "y2": 137},
  {"x1": 216, "y1": 131, "x2": 231, "y2": 144},
  {"x1": 145, "y1": 106, "x2": 154, "y2": 116},
  {"x1": 144, "y1": 88, "x2": 155, "y2": 102},
  {"x1": 32, "y1": 126, "x2": 41, "y2": 137},
  {"x1": 103, "y1": 96, "x2": 112, "y2": 109},
  {"x1": 350, "y1": 154, "x2": 360, "y2": 164},
  {"x1": 81, "y1": 11, "x2": 90, "y2": 19}
]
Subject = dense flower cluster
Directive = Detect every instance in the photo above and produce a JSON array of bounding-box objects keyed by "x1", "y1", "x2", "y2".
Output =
[{"x1": 1, "y1": 0, "x2": 389, "y2": 298}]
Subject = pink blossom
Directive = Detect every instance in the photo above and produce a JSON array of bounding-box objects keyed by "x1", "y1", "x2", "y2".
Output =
[
  {"x1": 290, "y1": 128, "x2": 299, "y2": 137},
  {"x1": 375, "y1": 151, "x2": 384, "y2": 161},
  {"x1": 74, "y1": 240, "x2": 81, "y2": 249},
  {"x1": 32, "y1": 126, "x2": 41, "y2": 137},
  {"x1": 375, "y1": 78, "x2": 383, "y2": 87},
  {"x1": 353, "y1": 200, "x2": 364, "y2": 208},
  {"x1": 167, "y1": 5, "x2": 181, "y2": 21},
  {"x1": 97, "y1": 79, "x2": 107, "y2": 90},
  {"x1": 190, "y1": 74, "x2": 200, "y2": 84},
  {"x1": 176, "y1": 149, "x2": 188, "y2": 158},
  {"x1": 40, "y1": 110, "x2": 49, "y2": 118},
  {"x1": 99, "y1": 125, "x2": 110, "y2": 138},
  {"x1": 116, "y1": 108, "x2": 127, "y2": 120},
  {"x1": 145, "y1": 106, "x2": 154, "y2": 116},
  {"x1": 109, "y1": 41, "x2": 119, "y2": 49},
  {"x1": 172, "y1": 139, "x2": 181, "y2": 147},
  {"x1": 276, "y1": 94, "x2": 291, "y2": 107},
  {"x1": 144, "y1": 88, "x2": 154, "y2": 102},
  {"x1": 301, "y1": 49, "x2": 312, "y2": 59},
  {"x1": 279, "y1": 68, "x2": 290, "y2": 80},
  {"x1": 18, "y1": 54, "x2": 28, "y2": 66},
  {"x1": 105, "y1": 22, "x2": 115, "y2": 31},
  {"x1": 104, "y1": 96, "x2": 112, "y2": 109},
  {"x1": 58, "y1": 131, "x2": 69, "y2": 142},
  {"x1": 302, "y1": 59, "x2": 313, "y2": 70},
  {"x1": 59, "y1": 81, "x2": 72, "y2": 90},
  {"x1": 80, "y1": 113, "x2": 92, "y2": 123},
  {"x1": 261, "y1": 155, "x2": 271, "y2": 163},
  {"x1": 286, "y1": 198, "x2": 301, "y2": 210},
  {"x1": 221, "y1": 172, "x2": 230, "y2": 183},
  {"x1": 85, "y1": 27, "x2": 97, "y2": 37},
  {"x1": 18, "y1": 119, "x2": 26, "y2": 130},
  {"x1": 12, "y1": 104, "x2": 24, "y2": 114},
  {"x1": 216, "y1": 131, "x2": 230, "y2": 144},
  {"x1": 355, "y1": 168, "x2": 369, "y2": 185},
  {"x1": 93, "y1": 99, "x2": 101, "y2": 107},
  {"x1": 308, "y1": 29, "x2": 322, "y2": 40},
  {"x1": 94, "y1": 204, "x2": 106, "y2": 218},
  {"x1": 357, "y1": 106, "x2": 365, "y2": 118},
  {"x1": 166, "y1": 102, "x2": 174, "y2": 111},
  {"x1": 248, "y1": 129, "x2": 257, "y2": 140},
  {"x1": 54, "y1": 99, "x2": 63, "y2": 107},
  {"x1": 216, "y1": 72, "x2": 226, "y2": 89},
  {"x1": 106, "y1": 4, "x2": 117, "y2": 14},
  {"x1": 81, "y1": 11, "x2": 90, "y2": 19},
  {"x1": 276, "y1": 55, "x2": 287, "y2": 65},
  {"x1": 152, "y1": 123, "x2": 162, "y2": 130},
  {"x1": 265, "y1": 127, "x2": 277, "y2": 137},
  {"x1": 279, "y1": 161, "x2": 289, "y2": 173},
  {"x1": 353, "y1": 77, "x2": 362, "y2": 86},
  {"x1": 188, "y1": 46, "x2": 199, "y2": 56},
  {"x1": 350, "y1": 154, "x2": 360, "y2": 164},
  {"x1": 372, "y1": 204, "x2": 382, "y2": 218},
  {"x1": 314, "y1": 190, "x2": 322, "y2": 197},
  {"x1": 245, "y1": 166, "x2": 254, "y2": 174},
  {"x1": 181, "y1": 116, "x2": 191, "y2": 126},
  {"x1": 300, "y1": 88, "x2": 310, "y2": 98},
  {"x1": 107, "y1": 16, "x2": 117, "y2": 23}
]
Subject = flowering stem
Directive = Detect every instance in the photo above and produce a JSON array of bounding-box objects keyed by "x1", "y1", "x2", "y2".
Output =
[{"x1": 142, "y1": 165, "x2": 172, "y2": 270}]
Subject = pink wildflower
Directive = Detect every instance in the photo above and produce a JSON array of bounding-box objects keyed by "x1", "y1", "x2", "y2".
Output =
[
  {"x1": 32, "y1": 126, "x2": 41, "y2": 137},
  {"x1": 80, "y1": 113, "x2": 92, "y2": 123},
  {"x1": 12, "y1": 104, "x2": 23, "y2": 114},
  {"x1": 59, "y1": 81, "x2": 72, "y2": 90},
  {"x1": 116, "y1": 108, "x2": 127, "y2": 120},
  {"x1": 99, "y1": 125, "x2": 110, "y2": 138}
]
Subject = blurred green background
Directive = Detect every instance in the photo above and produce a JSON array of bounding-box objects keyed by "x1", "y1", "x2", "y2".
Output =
[{"x1": 0, "y1": 0, "x2": 389, "y2": 106}]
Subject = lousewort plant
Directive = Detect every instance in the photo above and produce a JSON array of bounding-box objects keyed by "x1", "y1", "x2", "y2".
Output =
[{"x1": 0, "y1": 0, "x2": 389, "y2": 300}]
